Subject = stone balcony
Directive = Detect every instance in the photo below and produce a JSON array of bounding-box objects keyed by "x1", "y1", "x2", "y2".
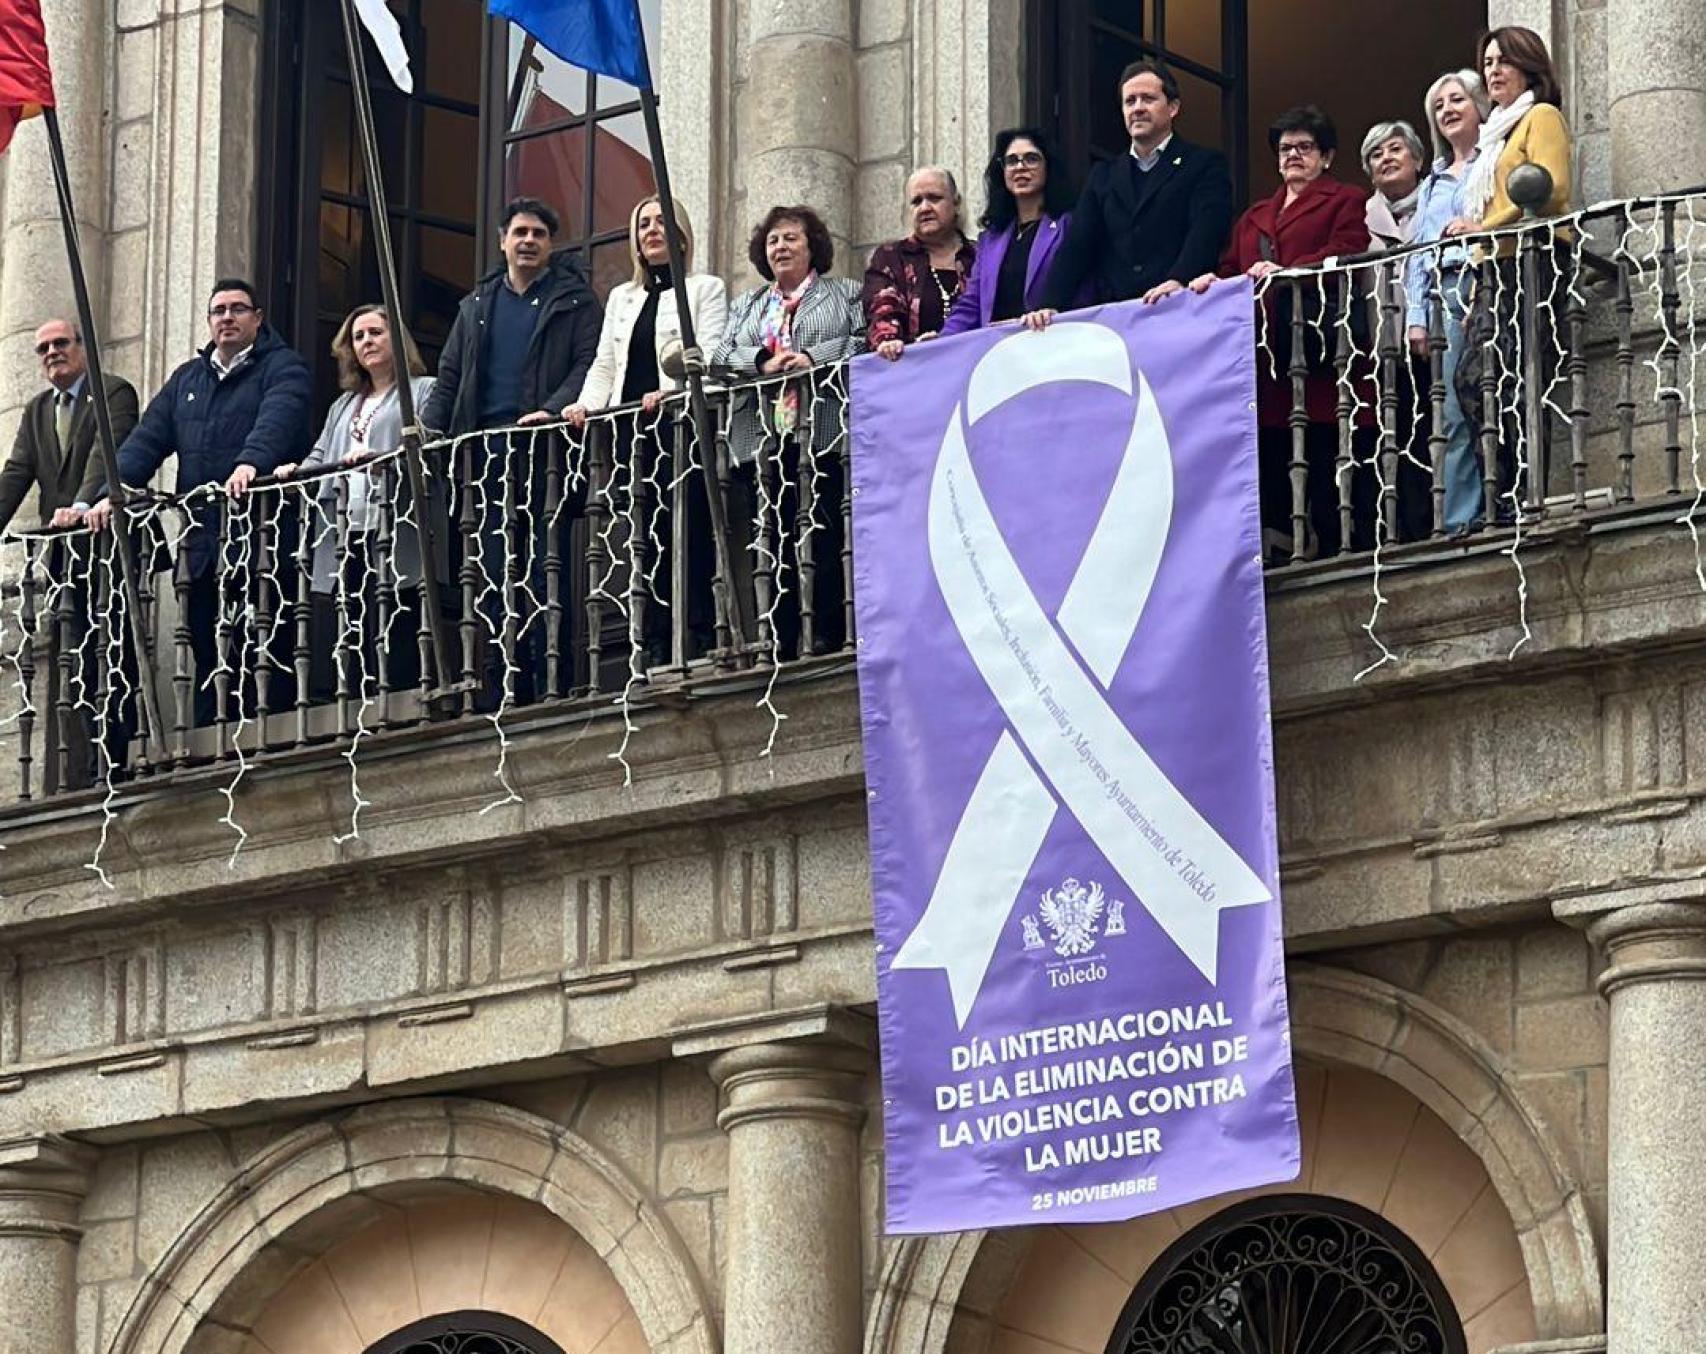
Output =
[{"x1": 1, "y1": 193, "x2": 1705, "y2": 1151}]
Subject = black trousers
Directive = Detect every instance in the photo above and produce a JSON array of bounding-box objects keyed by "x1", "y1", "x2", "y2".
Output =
[
  {"x1": 1257, "y1": 423, "x2": 1379, "y2": 561},
  {"x1": 727, "y1": 440, "x2": 847, "y2": 660}
]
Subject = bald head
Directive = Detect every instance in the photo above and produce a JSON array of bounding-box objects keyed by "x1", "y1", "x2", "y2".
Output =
[{"x1": 34, "y1": 319, "x2": 85, "y2": 392}]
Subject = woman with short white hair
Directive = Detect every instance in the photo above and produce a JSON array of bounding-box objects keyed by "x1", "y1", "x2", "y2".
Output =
[{"x1": 1360, "y1": 119, "x2": 1428, "y2": 248}]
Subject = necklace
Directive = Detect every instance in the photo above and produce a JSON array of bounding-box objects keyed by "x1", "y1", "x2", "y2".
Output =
[
  {"x1": 930, "y1": 261, "x2": 963, "y2": 314},
  {"x1": 350, "y1": 390, "x2": 385, "y2": 443}
]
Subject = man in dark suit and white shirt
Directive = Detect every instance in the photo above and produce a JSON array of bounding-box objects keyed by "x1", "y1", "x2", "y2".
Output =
[
  {"x1": 0, "y1": 318, "x2": 139, "y2": 533},
  {"x1": 1026, "y1": 60, "x2": 1234, "y2": 326}
]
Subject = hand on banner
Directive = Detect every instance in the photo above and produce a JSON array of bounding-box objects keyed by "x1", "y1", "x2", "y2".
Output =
[
  {"x1": 1021, "y1": 308, "x2": 1057, "y2": 331},
  {"x1": 876, "y1": 339, "x2": 906, "y2": 361},
  {"x1": 1187, "y1": 273, "x2": 1217, "y2": 294},
  {"x1": 1142, "y1": 280, "x2": 1185, "y2": 304}
]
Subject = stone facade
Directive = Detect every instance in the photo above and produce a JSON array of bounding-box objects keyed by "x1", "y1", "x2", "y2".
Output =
[{"x1": 3, "y1": 2, "x2": 1706, "y2": 1353}]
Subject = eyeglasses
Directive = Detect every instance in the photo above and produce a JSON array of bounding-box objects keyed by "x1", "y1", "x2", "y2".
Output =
[
  {"x1": 34, "y1": 336, "x2": 74, "y2": 356},
  {"x1": 207, "y1": 302, "x2": 256, "y2": 319},
  {"x1": 1277, "y1": 140, "x2": 1319, "y2": 159},
  {"x1": 1003, "y1": 151, "x2": 1044, "y2": 168}
]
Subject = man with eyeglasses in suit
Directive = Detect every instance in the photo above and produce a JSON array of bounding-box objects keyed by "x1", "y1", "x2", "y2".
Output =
[
  {"x1": 0, "y1": 319, "x2": 138, "y2": 535},
  {"x1": 0, "y1": 320, "x2": 141, "y2": 789}
]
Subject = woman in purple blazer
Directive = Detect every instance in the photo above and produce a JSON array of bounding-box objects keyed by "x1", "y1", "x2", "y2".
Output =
[{"x1": 942, "y1": 126, "x2": 1076, "y2": 336}]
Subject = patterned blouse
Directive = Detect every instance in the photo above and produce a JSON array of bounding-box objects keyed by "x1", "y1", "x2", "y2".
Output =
[{"x1": 862, "y1": 235, "x2": 978, "y2": 347}]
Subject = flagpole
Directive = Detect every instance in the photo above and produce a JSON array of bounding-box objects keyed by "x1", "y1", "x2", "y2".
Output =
[
  {"x1": 39, "y1": 105, "x2": 168, "y2": 764},
  {"x1": 336, "y1": 0, "x2": 457, "y2": 696},
  {"x1": 629, "y1": 4, "x2": 750, "y2": 653}
]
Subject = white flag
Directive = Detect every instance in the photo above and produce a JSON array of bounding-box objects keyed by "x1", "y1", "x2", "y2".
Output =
[{"x1": 353, "y1": 0, "x2": 414, "y2": 93}]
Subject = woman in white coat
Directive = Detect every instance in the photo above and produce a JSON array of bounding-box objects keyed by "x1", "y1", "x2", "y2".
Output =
[
  {"x1": 565, "y1": 195, "x2": 727, "y2": 662},
  {"x1": 563, "y1": 196, "x2": 727, "y2": 424}
]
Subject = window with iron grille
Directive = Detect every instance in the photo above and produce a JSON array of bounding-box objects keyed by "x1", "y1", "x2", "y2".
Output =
[
  {"x1": 362, "y1": 1311, "x2": 568, "y2": 1354},
  {"x1": 1105, "y1": 1194, "x2": 1469, "y2": 1354}
]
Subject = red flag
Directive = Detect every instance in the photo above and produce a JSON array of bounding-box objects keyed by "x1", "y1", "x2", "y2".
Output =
[{"x1": 0, "y1": 0, "x2": 54, "y2": 156}]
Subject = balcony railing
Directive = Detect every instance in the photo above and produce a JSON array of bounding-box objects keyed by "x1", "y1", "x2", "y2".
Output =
[{"x1": 2, "y1": 189, "x2": 1704, "y2": 818}]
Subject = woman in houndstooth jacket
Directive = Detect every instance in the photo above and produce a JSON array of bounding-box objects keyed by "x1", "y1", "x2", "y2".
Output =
[{"x1": 712, "y1": 205, "x2": 864, "y2": 655}]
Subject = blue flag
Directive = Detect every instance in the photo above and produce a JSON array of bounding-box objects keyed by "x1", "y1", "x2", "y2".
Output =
[{"x1": 491, "y1": 0, "x2": 651, "y2": 89}]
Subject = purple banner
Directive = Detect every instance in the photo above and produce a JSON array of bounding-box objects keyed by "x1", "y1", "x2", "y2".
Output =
[{"x1": 850, "y1": 283, "x2": 1299, "y2": 1234}]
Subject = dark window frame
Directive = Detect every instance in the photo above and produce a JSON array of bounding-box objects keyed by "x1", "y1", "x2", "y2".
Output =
[
  {"x1": 1027, "y1": 0, "x2": 1250, "y2": 204},
  {"x1": 257, "y1": 0, "x2": 483, "y2": 411},
  {"x1": 482, "y1": 20, "x2": 656, "y2": 282}
]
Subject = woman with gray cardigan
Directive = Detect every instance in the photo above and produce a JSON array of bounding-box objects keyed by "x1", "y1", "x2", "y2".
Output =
[{"x1": 276, "y1": 304, "x2": 442, "y2": 699}]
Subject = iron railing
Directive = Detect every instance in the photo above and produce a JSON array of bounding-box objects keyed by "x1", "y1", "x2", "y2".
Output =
[{"x1": 2, "y1": 189, "x2": 1703, "y2": 805}]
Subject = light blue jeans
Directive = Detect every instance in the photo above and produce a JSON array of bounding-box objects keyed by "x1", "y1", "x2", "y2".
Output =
[{"x1": 1438, "y1": 271, "x2": 1481, "y2": 532}]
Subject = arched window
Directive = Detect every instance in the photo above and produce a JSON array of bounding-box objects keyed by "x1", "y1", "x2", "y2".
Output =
[
  {"x1": 1105, "y1": 1194, "x2": 1468, "y2": 1354},
  {"x1": 363, "y1": 1311, "x2": 569, "y2": 1354}
]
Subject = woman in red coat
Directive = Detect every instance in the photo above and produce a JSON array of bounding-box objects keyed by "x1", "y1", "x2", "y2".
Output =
[{"x1": 1191, "y1": 105, "x2": 1372, "y2": 560}]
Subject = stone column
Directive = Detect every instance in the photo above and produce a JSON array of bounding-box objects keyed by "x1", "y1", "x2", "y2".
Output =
[
  {"x1": 1558, "y1": 886, "x2": 1706, "y2": 1353},
  {"x1": 733, "y1": 0, "x2": 856, "y2": 270},
  {"x1": 1608, "y1": 0, "x2": 1706, "y2": 195},
  {"x1": 0, "y1": 1135, "x2": 96, "y2": 1354},
  {"x1": 708, "y1": 1037, "x2": 867, "y2": 1354}
]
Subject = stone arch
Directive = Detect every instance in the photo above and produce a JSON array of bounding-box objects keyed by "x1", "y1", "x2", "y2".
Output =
[
  {"x1": 240, "y1": 1196, "x2": 642, "y2": 1354},
  {"x1": 106, "y1": 1096, "x2": 716, "y2": 1354},
  {"x1": 865, "y1": 962, "x2": 1603, "y2": 1353}
]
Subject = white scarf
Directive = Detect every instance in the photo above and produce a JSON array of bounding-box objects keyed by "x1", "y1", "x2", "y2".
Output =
[{"x1": 1463, "y1": 89, "x2": 1535, "y2": 221}]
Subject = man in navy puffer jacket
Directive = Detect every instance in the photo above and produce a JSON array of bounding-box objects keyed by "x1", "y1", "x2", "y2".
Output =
[{"x1": 83, "y1": 277, "x2": 312, "y2": 723}]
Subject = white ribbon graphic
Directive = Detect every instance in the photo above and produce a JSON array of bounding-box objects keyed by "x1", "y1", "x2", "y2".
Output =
[{"x1": 891, "y1": 322, "x2": 1271, "y2": 1027}]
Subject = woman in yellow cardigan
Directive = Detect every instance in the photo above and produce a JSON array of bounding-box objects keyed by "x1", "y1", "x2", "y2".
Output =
[
  {"x1": 1444, "y1": 26, "x2": 1571, "y2": 236},
  {"x1": 1448, "y1": 25, "x2": 1573, "y2": 525}
]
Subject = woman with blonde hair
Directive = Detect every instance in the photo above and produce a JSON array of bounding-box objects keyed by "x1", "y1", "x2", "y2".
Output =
[
  {"x1": 563, "y1": 195, "x2": 728, "y2": 424},
  {"x1": 1404, "y1": 68, "x2": 1493, "y2": 534},
  {"x1": 276, "y1": 304, "x2": 439, "y2": 696}
]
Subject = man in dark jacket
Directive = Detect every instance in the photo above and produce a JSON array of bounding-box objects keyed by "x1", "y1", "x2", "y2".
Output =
[
  {"x1": 421, "y1": 197, "x2": 600, "y2": 706},
  {"x1": 420, "y1": 197, "x2": 602, "y2": 437},
  {"x1": 1028, "y1": 60, "x2": 1233, "y2": 325},
  {"x1": 84, "y1": 278, "x2": 312, "y2": 723}
]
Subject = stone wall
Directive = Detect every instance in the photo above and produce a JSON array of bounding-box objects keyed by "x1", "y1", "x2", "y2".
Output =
[
  {"x1": 717, "y1": 0, "x2": 1024, "y2": 289},
  {"x1": 1320, "y1": 927, "x2": 1609, "y2": 1250}
]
